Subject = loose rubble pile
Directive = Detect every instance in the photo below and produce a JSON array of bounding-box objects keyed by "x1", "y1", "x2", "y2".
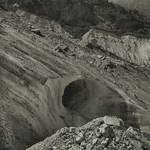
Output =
[{"x1": 27, "y1": 116, "x2": 150, "y2": 150}]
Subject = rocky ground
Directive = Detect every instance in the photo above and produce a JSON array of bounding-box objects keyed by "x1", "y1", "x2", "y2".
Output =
[
  {"x1": 0, "y1": 0, "x2": 150, "y2": 150},
  {"x1": 27, "y1": 116, "x2": 150, "y2": 150}
]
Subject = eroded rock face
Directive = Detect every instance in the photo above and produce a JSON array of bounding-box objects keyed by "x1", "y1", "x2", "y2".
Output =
[
  {"x1": 80, "y1": 29, "x2": 150, "y2": 65},
  {"x1": 0, "y1": 47, "x2": 141, "y2": 150},
  {"x1": 0, "y1": 1, "x2": 150, "y2": 150}
]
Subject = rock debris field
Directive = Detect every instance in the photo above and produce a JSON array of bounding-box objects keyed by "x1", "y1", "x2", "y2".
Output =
[{"x1": 27, "y1": 116, "x2": 150, "y2": 150}]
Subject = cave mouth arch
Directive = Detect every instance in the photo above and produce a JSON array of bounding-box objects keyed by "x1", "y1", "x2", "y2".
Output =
[
  {"x1": 62, "y1": 78, "x2": 139, "y2": 128},
  {"x1": 62, "y1": 79, "x2": 90, "y2": 111}
]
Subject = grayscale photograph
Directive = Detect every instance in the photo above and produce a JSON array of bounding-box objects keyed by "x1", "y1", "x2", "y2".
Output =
[{"x1": 0, "y1": 0, "x2": 150, "y2": 150}]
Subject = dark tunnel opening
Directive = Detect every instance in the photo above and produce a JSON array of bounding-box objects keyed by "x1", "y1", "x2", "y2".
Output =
[
  {"x1": 62, "y1": 79, "x2": 139, "y2": 128},
  {"x1": 62, "y1": 79, "x2": 90, "y2": 110}
]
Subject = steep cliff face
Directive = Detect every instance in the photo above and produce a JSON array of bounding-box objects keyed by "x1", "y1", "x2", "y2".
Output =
[{"x1": 0, "y1": 1, "x2": 150, "y2": 150}]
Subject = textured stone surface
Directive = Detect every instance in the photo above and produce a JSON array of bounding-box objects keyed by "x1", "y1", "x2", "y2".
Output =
[
  {"x1": 27, "y1": 117, "x2": 150, "y2": 150},
  {"x1": 109, "y1": 0, "x2": 150, "y2": 19},
  {"x1": 80, "y1": 29, "x2": 150, "y2": 65},
  {"x1": 0, "y1": 0, "x2": 150, "y2": 37},
  {"x1": 0, "y1": 1, "x2": 150, "y2": 150}
]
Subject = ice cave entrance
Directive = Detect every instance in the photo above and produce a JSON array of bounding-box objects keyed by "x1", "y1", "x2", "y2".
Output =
[{"x1": 62, "y1": 79, "x2": 139, "y2": 128}]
